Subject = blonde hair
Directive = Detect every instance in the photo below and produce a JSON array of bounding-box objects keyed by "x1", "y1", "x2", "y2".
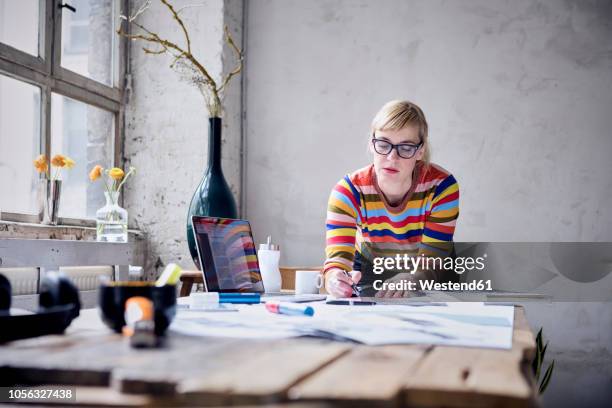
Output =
[{"x1": 370, "y1": 100, "x2": 430, "y2": 164}]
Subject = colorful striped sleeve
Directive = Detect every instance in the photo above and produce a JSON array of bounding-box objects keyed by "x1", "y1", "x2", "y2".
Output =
[
  {"x1": 323, "y1": 176, "x2": 361, "y2": 274},
  {"x1": 418, "y1": 174, "x2": 460, "y2": 257}
]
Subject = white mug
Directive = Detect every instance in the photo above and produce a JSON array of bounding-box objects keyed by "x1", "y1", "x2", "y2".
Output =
[{"x1": 295, "y1": 270, "x2": 322, "y2": 295}]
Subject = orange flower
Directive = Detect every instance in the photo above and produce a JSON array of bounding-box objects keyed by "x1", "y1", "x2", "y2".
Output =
[
  {"x1": 64, "y1": 156, "x2": 76, "y2": 169},
  {"x1": 51, "y1": 154, "x2": 66, "y2": 167},
  {"x1": 33, "y1": 154, "x2": 48, "y2": 173},
  {"x1": 89, "y1": 165, "x2": 103, "y2": 181},
  {"x1": 108, "y1": 167, "x2": 125, "y2": 181}
]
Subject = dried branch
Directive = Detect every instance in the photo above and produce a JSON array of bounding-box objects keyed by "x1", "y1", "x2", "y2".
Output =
[
  {"x1": 142, "y1": 47, "x2": 166, "y2": 55},
  {"x1": 120, "y1": 0, "x2": 151, "y2": 22},
  {"x1": 118, "y1": 17, "x2": 216, "y2": 87},
  {"x1": 175, "y1": 3, "x2": 206, "y2": 14},
  {"x1": 219, "y1": 25, "x2": 243, "y2": 94},
  {"x1": 117, "y1": 0, "x2": 243, "y2": 117},
  {"x1": 160, "y1": 0, "x2": 191, "y2": 54}
]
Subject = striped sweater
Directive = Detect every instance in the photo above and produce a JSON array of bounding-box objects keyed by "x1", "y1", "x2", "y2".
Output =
[{"x1": 324, "y1": 162, "x2": 459, "y2": 284}]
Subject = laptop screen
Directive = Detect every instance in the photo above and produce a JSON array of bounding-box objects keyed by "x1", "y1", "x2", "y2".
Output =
[{"x1": 192, "y1": 216, "x2": 264, "y2": 293}]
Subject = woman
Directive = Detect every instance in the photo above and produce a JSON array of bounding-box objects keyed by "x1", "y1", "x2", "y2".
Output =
[{"x1": 323, "y1": 100, "x2": 459, "y2": 298}]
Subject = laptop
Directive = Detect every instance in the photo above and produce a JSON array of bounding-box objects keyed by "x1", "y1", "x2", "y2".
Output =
[{"x1": 191, "y1": 216, "x2": 326, "y2": 302}]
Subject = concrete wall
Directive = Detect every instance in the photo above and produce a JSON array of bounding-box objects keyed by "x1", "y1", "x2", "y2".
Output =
[
  {"x1": 243, "y1": 1, "x2": 612, "y2": 407},
  {"x1": 525, "y1": 301, "x2": 612, "y2": 407},
  {"x1": 124, "y1": 0, "x2": 243, "y2": 277},
  {"x1": 245, "y1": 0, "x2": 612, "y2": 262}
]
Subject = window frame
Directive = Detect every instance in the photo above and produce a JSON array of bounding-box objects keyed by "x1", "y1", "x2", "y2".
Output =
[{"x1": 0, "y1": 0, "x2": 128, "y2": 225}]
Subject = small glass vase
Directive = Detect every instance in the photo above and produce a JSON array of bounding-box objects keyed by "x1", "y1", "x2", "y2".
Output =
[
  {"x1": 96, "y1": 191, "x2": 128, "y2": 243},
  {"x1": 38, "y1": 179, "x2": 62, "y2": 225}
]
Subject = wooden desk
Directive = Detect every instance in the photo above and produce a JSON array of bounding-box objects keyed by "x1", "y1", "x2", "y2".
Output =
[{"x1": 0, "y1": 304, "x2": 537, "y2": 407}]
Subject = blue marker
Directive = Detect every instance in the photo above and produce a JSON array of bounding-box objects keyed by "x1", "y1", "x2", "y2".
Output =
[
  {"x1": 265, "y1": 301, "x2": 314, "y2": 316},
  {"x1": 218, "y1": 293, "x2": 261, "y2": 304}
]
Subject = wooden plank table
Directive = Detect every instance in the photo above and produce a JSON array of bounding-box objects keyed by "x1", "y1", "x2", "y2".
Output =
[{"x1": 0, "y1": 303, "x2": 537, "y2": 407}]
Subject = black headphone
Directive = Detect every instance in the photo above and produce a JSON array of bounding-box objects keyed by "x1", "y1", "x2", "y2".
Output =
[{"x1": 0, "y1": 272, "x2": 81, "y2": 343}]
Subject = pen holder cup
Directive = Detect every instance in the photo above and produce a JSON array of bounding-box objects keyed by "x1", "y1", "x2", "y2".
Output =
[{"x1": 98, "y1": 281, "x2": 176, "y2": 335}]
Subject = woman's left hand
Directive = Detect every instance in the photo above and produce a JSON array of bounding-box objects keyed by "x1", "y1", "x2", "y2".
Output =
[{"x1": 375, "y1": 272, "x2": 416, "y2": 298}]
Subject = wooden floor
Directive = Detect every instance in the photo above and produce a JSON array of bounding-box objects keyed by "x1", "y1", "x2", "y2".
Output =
[{"x1": 0, "y1": 306, "x2": 537, "y2": 407}]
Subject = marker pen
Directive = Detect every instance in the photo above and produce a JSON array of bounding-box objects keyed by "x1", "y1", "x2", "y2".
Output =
[
  {"x1": 192, "y1": 292, "x2": 261, "y2": 304},
  {"x1": 265, "y1": 301, "x2": 314, "y2": 316},
  {"x1": 218, "y1": 292, "x2": 261, "y2": 304}
]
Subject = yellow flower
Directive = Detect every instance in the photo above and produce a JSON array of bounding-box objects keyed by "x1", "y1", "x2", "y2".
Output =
[
  {"x1": 89, "y1": 165, "x2": 103, "y2": 181},
  {"x1": 51, "y1": 154, "x2": 66, "y2": 167},
  {"x1": 33, "y1": 155, "x2": 48, "y2": 173},
  {"x1": 108, "y1": 167, "x2": 125, "y2": 181},
  {"x1": 64, "y1": 156, "x2": 76, "y2": 169}
]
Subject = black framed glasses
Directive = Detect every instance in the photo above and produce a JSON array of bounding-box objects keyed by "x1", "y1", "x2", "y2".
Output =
[{"x1": 371, "y1": 137, "x2": 422, "y2": 159}]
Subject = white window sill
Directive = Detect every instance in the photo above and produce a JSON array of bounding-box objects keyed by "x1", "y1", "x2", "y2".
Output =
[{"x1": 0, "y1": 219, "x2": 144, "y2": 241}]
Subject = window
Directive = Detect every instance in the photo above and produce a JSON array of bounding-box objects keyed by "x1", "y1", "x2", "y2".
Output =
[
  {"x1": 62, "y1": 1, "x2": 91, "y2": 55},
  {"x1": 61, "y1": 0, "x2": 118, "y2": 86},
  {"x1": 0, "y1": 0, "x2": 127, "y2": 224},
  {"x1": 51, "y1": 93, "x2": 114, "y2": 218},
  {"x1": 0, "y1": 75, "x2": 41, "y2": 214},
  {"x1": 0, "y1": 0, "x2": 39, "y2": 56}
]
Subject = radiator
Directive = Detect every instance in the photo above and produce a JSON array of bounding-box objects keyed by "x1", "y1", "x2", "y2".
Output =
[{"x1": 0, "y1": 266, "x2": 114, "y2": 295}]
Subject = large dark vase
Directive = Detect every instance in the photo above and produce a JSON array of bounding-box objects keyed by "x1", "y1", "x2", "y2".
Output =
[{"x1": 186, "y1": 117, "x2": 238, "y2": 268}]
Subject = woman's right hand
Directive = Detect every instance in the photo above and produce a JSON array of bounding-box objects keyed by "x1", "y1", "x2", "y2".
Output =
[{"x1": 324, "y1": 268, "x2": 362, "y2": 298}]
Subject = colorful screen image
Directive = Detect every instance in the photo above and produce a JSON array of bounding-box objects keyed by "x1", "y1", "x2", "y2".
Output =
[{"x1": 192, "y1": 216, "x2": 264, "y2": 293}]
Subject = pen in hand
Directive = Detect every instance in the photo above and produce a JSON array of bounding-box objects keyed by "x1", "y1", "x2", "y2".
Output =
[{"x1": 343, "y1": 270, "x2": 361, "y2": 297}]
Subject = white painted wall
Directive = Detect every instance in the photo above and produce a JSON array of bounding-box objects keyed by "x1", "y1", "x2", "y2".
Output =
[
  {"x1": 243, "y1": 1, "x2": 612, "y2": 406},
  {"x1": 125, "y1": 0, "x2": 243, "y2": 277},
  {"x1": 245, "y1": 0, "x2": 612, "y2": 264}
]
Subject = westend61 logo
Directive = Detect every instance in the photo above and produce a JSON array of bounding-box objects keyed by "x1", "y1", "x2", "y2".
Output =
[{"x1": 372, "y1": 253, "x2": 492, "y2": 291}]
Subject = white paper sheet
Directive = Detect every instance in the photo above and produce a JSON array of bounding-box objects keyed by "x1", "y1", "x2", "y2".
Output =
[{"x1": 169, "y1": 302, "x2": 515, "y2": 349}]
